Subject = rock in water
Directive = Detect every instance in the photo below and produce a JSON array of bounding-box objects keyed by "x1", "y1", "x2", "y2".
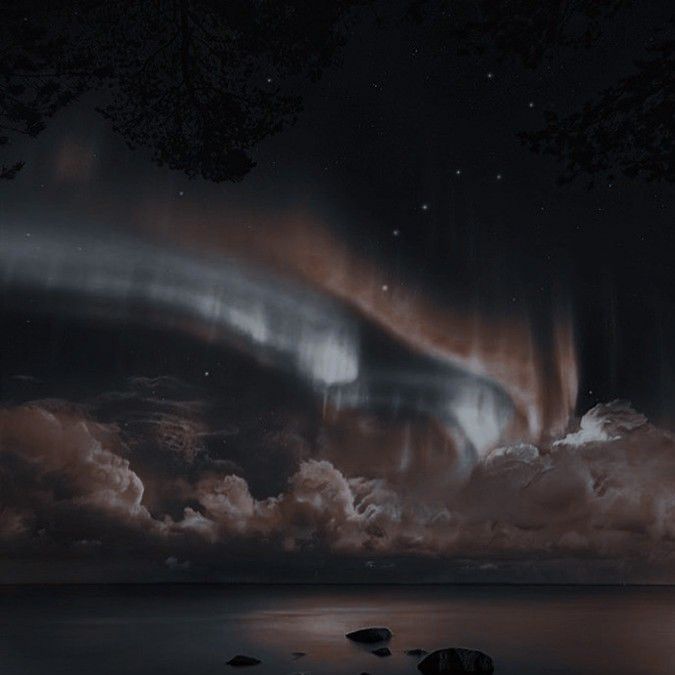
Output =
[
  {"x1": 372, "y1": 647, "x2": 392, "y2": 657},
  {"x1": 406, "y1": 649, "x2": 428, "y2": 656},
  {"x1": 226, "y1": 655, "x2": 261, "y2": 667},
  {"x1": 417, "y1": 648, "x2": 494, "y2": 673},
  {"x1": 345, "y1": 627, "x2": 392, "y2": 644}
]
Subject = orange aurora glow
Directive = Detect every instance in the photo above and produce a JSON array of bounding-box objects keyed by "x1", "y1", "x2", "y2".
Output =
[{"x1": 141, "y1": 202, "x2": 578, "y2": 448}]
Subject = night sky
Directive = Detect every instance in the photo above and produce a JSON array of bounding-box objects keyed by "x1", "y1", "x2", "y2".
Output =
[{"x1": 1, "y1": 1, "x2": 674, "y2": 583}]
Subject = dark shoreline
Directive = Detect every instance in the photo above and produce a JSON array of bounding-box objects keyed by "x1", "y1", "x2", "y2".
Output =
[{"x1": 1, "y1": 581, "x2": 672, "y2": 588}]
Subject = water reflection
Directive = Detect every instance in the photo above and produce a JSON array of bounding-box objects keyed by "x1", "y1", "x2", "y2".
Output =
[{"x1": 0, "y1": 585, "x2": 673, "y2": 675}]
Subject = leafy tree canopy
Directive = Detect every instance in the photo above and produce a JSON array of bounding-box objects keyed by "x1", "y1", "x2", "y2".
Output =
[
  {"x1": 1, "y1": 0, "x2": 673, "y2": 184},
  {"x1": 1, "y1": 0, "x2": 366, "y2": 181}
]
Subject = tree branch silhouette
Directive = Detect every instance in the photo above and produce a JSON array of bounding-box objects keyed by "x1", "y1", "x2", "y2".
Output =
[
  {"x1": 2, "y1": 0, "x2": 672, "y2": 185},
  {"x1": 521, "y1": 38, "x2": 674, "y2": 185},
  {"x1": 1, "y1": 0, "x2": 366, "y2": 181}
]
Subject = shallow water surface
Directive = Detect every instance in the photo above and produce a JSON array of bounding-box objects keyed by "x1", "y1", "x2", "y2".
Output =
[{"x1": 0, "y1": 585, "x2": 673, "y2": 675}]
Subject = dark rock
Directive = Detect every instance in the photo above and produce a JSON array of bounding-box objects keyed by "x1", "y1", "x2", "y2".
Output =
[
  {"x1": 372, "y1": 647, "x2": 392, "y2": 657},
  {"x1": 291, "y1": 652, "x2": 307, "y2": 659},
  {"x1": 417, "y1": 648, "x2": 494, "y2": 673},
  {"x1": 346, "y1": 627, "x2": 392, "y2": 644},
  {"x1": 226, "y1": 655, "x2": 261, "y2": 667},
  {"x1": 406, "y1": 649, "x2": 428, "y2": 657}
]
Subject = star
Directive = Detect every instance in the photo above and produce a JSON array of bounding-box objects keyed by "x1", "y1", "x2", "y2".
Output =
[
  {"x1": 487, "y1": 72, "x2": 494, "y2": 79},
  {"x1": 204, "y1": 370, "x2": 210, "y2": 377},
  {"x1": 381, "y1": 284, "x2": 389, "y2": 292},
  {"x1": 528, "y1": 101, "x2": 535, "y2": 108},
  {"x1": 496, "y1": 173, "x2": 502, "y2": 180},
  {"x1": 455, "y1": 169, "x2": 462, "y2": 175},
  {"x1": 392, "y1": 229, "x2": 400, "y2": 237},
  {"x1": 421, "y1": 203, "x2": 429, "y2": 211},
  {"x1": 178, "y1": 190, "x2": 184, "y2": 196}
]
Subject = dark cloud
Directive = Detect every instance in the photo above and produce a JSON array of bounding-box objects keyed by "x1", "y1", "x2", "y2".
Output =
[
  {"x1": 1, "y1": 398, "x2": 673, "y2": 582},
  {"x1": 0, "y1": 403, "x2": 159, "y2": 532}
]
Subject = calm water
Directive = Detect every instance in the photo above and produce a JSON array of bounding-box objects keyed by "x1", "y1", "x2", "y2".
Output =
[{"x1": 0, "y1": 585, "x2": 673, "y2": 674}]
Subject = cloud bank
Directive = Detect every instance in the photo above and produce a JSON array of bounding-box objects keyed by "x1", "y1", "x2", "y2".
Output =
[{"x1": 1, "y1": 396, "x2": 673, "y2": 582}]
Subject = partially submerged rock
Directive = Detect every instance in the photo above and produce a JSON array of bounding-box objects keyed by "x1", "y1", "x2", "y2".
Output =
[
  {"x1": 417, "y1": 648, "x2": 494, "y2": 673},
  {"x1": 406, "y1": 648, "x2": 428, "y2": 657},
  {"x1": 372, "y1": 647, "x2": 392, "y2": 657},
  {"x1": 346, "y1": 627, "x2": 392, "y2": 644},
  {"x1": 226, "y1": 655, "x2": 261, "y2": 667}
]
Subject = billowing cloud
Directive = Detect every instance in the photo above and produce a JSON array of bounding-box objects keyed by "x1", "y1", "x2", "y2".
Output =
[
  {"x1": 0, "y1": 507, "x2": 30, "y2": 540},
  {"x1": 0, "y1": 403, "x2": 163, "y2": 534},
  {"x1": 2, "y1": 398, "x2": 672, "y2": 581},
  {"x1": 186, "y1": 402, "x2": 675, "y2": 561}
]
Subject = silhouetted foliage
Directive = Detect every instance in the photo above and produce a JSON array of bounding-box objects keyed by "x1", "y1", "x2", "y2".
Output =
[
  {"x1": 1, "y1": 4, "x2": 87, "y2": 178},
  {"x1": 418, "y1": 0, "x2": 674, "y2": 184},
  {"x1": 444, "y1": 0, "x2": 634, "y2": 68},
  {"x1": 1, "y1": 0, "x2": 673, "y2": 184},
  {"x1": 1, "y1": 0, "x2": 366, "y2": 181},
  {"x1": 0, "y1": 161, "x2": 25, "y2": 180},
  {"x1": 521, "y1": 39, "x2": 674, "y2": 185}
]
